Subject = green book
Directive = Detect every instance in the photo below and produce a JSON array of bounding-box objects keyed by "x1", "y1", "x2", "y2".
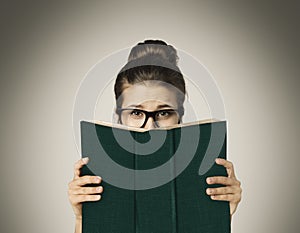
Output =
[{"x1": 80, "y1": 119, "x2": 230, "y2": 233}]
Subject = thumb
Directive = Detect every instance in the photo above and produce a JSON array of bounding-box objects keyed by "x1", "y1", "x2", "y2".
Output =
[{"x1": 73, "y1": 157, "x2": 89, "y2": 179}]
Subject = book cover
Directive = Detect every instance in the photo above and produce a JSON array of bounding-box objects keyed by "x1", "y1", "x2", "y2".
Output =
[{"x1": 80, "y1": 119, "x2": 230, "y2": 233}]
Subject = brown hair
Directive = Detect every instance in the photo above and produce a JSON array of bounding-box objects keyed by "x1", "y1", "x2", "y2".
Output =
[{"x1": 114, "y1": 39, "x2": 186, "y2": 118}]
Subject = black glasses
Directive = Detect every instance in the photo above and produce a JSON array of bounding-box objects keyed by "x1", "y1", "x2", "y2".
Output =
[{"x1": 116, "y1": 108, "x2": 180, "y2": 128}]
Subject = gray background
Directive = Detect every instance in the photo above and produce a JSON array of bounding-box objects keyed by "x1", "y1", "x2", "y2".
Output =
[{"x1": 0, "y1": 1, "x2": 299, "y2": 233}]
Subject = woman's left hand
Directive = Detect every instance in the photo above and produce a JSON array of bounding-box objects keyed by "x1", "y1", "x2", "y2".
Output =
[{"x1": 205, "y1": 158, "x2": 242, "y2": 217}]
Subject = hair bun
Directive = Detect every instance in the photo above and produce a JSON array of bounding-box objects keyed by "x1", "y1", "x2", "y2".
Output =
[{"x1": 128, "y1": 39, "x2": 179, "y2": 66}]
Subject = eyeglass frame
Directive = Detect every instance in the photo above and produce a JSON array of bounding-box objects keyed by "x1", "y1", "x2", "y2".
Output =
[{"x1": 116, "y1": 108, "x2": 182, "y2": 128}]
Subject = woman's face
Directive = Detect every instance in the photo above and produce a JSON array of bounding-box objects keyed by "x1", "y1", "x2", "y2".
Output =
[{"x1": 118, "y1": 82, "x2": 180, "y2": 129}]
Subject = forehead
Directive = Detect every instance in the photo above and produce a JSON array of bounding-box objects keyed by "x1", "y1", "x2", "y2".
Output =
[{"x1": 121, "y1": 82, "x2": 178, "y2": 108}]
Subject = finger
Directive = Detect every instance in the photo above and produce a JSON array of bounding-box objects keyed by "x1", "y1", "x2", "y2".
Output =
[
  {"x1": 70, "y1": 194, "x2": 101, "y2": 204},
  {"x1": 215, "y1": 158, "x2": 235, "y2": 178},
  {"x1": 70, "y1": 186, "x2": 104, "y2": 195},
  {"x1": 210, "y1": 194, "x2": 238, "y2": 202},
  {"x1": 206, "y1": 186, "x2": 239, "y2": 196},
  {"x1": 73, "y1": 157, "x2": 89, "y2": 179},
  {"x1": 206, "y1": 176, "x2": 239, "y2": 186},
  {"x1": 69, "y1": 175, "x2": 102, "y2": 188}
]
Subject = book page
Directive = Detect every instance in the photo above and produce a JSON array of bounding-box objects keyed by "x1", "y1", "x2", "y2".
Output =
[{"x1": 81, "y1": 118, "x2": 222, "y2": 132}]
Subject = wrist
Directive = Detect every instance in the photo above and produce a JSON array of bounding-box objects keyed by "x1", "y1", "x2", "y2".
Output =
[
  {"x1": 76, "y1": 216, "x2": 82, "y2": 221},
  {"x1": 75, "y1": 217, "x2": 82, "y2": 233}
]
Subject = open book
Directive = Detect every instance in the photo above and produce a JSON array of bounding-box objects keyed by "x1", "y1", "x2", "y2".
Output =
[{"x1": 80, "y1": 119, "x2": 230, "y2": 233}]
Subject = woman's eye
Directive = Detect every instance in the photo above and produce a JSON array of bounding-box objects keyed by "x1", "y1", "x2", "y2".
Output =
[
  {"x1": 157, "y1": 111, "x2": 171, "y2": 117},
  {"x1": 130, "y1": 110, "x2": 144, "y2": 117}
]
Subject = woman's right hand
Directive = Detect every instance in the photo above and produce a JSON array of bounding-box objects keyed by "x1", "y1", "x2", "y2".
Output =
[{"x1": 68, "y1": 157, "x2": 104, "y2": 220}]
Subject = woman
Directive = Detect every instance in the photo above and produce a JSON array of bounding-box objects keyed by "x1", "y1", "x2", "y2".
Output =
[{"x1": 68, "y1": 40, "x2": 242, "y2": 233}]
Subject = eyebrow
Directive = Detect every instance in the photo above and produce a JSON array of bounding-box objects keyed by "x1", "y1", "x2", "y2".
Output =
[{"x1": 127, "y1": 104, "x2": 175, "y2": 109}]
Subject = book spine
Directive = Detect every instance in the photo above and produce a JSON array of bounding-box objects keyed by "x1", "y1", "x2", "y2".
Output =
[
  {"x1": 170, "y1": 129, "x2": 178, "y2": 233},
  {"x1": 134, "y1": 131, "x2": 137, "y2": 233}
]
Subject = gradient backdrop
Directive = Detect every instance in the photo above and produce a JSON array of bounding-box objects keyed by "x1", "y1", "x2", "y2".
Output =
[{"x1": 0, "y1": 1, "x2": 299, "y2": 233}]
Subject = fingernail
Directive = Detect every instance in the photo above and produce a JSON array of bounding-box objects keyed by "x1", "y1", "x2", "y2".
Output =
[
  {"x1": 94, "y1": 176, "x2": 102, "y2": 183},
  {"x1": 96, "y1": 186, "x2": 103, "y2": 192},
  {"x1": 82, "y1": 157, "x2": 89, "y2": 164},
  {"x1": 206, "y1": 189, "x2": 212, "y2": 194},
  {"x1": 206, "y1": 178, "x2": 212, "y2": 183}
]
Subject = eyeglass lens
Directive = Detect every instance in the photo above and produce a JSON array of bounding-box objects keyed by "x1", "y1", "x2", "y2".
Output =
[{"x1": 120, "y1": 109, "x2": 179, "y2": 128}]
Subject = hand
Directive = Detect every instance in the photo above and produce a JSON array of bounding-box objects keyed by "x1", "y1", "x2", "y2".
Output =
[
  {"x1": 206, "y1": 158, "x2": 242, "y2": 217},
  {"x1": 68, "y1": 157, "x2": 104, "y2": 220}
]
